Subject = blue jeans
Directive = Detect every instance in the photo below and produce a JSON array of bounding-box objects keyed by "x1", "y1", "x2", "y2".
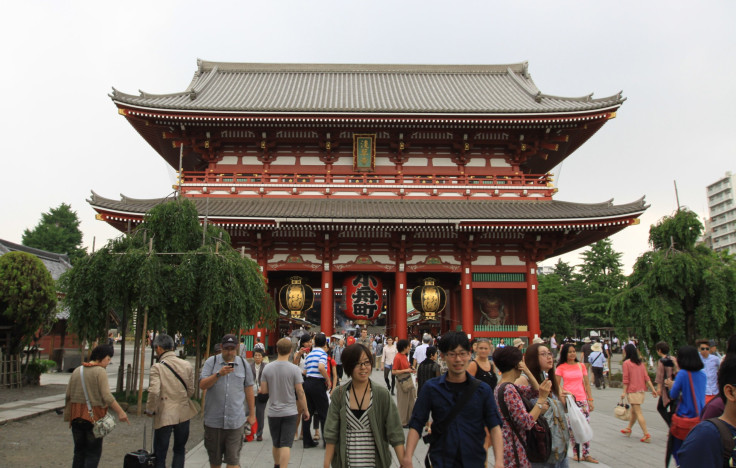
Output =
[
  {"x1": 71, "y1": 419, "x2": 103, "y2": 468},
  {"x1": 153, "y1": 420, "x2": 190, "y2": 468}
]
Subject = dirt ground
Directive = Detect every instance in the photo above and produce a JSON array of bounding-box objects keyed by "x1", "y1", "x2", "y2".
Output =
[{"x1": 0, "y1": 386, "x2": 205, "y2": 467}]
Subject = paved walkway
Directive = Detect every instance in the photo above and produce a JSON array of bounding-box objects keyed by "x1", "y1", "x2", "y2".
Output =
[{"x1": 0, "y1": 352, "x2": 671, "y2": 467}]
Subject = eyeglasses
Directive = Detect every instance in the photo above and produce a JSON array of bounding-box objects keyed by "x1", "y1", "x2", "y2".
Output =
[
  {"x1": 539, "y1": 352, "x2": 552, "y2": 357},
  {"x1": 445, "y1": 351, "x2": 469, "y2": 359},
  {"x1": 357, "y1": 361, "x2": 372, "y2": 368}
]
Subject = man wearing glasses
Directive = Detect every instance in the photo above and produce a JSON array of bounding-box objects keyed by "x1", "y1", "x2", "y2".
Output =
[
  {"x1": 698, "y1": 339, "x2": 721, "y2": 404},
  {"x1": 403, "y1": 331, "x2": 504, "y2": 468}
]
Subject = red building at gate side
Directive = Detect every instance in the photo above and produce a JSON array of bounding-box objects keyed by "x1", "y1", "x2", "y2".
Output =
[{"x1": 91, "y1": 61, "x2": 646, "y2": 344}]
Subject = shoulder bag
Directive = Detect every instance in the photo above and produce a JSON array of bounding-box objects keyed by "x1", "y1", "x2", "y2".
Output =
[
  {"x1": 497, "y1": 382, "x2": 552, "y2": 464},
  {"x1": 706, "y1": 418, "x2": 736, "y2": 468},
  {"x1": 397, "y1": 373, "x2": 415, "y2": 392},
  {"x1": 423, "y1": 378, "x2": 481, "y2": 468},
  {"x1": 79, "y1": 366, "x2": 116, "y2": 438},
  {"x1": 671, "y1": 371, "x2": 701, "y2": 440},
  {"x1": 161, "y1": 360, "x2": 201, "y2": 414}
]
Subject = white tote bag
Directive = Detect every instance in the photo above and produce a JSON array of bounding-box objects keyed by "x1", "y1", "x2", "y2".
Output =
[{"x1": 565, "y1": 394, "x2": 593, "y2": 444}]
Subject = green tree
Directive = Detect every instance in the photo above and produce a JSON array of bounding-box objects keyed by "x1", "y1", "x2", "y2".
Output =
[
  {"x1": 577, "y1": 239, "x2": 625, "y2": 329},
  {"x1": 610, "y1": 209, "x2": 736, "y2": 348},
  {"x1": 0, "y1": 252, "x2": 57, "y2": 355},
  {"x1": 538, "y1": 271, "x2": 575, "y2": 337},
  {"x1": 22, "y1": 203, "x2": 86, "y2": 264},
  {"x1": 60, "y1": 198, "x2": 276, "y2": 392}
]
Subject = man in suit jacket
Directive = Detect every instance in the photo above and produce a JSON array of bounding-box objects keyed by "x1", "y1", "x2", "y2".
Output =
[{"x1": 146, "y1": 334, "x2": 198, "y2": 468}]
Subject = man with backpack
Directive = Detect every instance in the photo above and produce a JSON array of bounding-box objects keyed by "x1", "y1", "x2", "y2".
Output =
[{"x1": 678, "y1": 355, "x2": 736, "y2": 467}]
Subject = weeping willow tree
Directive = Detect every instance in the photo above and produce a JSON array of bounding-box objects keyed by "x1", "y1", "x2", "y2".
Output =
[
  {"x1": 60, "y1": 198, "x2": 276, "y2": 393},
  {"x1": 610, "y1": 209, "x2": 736, "y2": 348}
]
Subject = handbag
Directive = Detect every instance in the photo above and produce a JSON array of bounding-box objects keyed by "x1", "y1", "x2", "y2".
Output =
[
  {"x1": 497, "y1": 382, "x2": 552, "y2": 464},
  {"x1": 79, "y1": 366, "x2": 116, "y2": 438},
  {"x1": 670, "y1": 371, "x2": 701, "y2": 440},
  {"x1": 614, "y1": 396, "x2": 631, "y2": 420},
  {"x1": 397, "y1": 373, "x2": 415, "y2": 392},
  {"x1": 565, "y1": 394, "x2": 593, "y2": 444}
]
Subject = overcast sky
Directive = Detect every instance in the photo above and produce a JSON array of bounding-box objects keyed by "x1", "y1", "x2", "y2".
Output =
[{"x1": 2, "y1": 1, "x2": 734, "y2": 273}]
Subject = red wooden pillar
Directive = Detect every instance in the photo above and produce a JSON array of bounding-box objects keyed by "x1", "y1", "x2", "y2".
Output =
[
  {"x1": 321, "y1": 268, "x2": 334, "y2": 336},
  {"x1": 526, "y1": 261, "x2": 541, "y2": 337},
  {"x1": 461, "y1": 263, "x2": 474, "y2": 338},
  {"x1": 395, "y1": 270, "x2": 407, "y2": 340},
  {"x1": 450, "y1": 287, "x2": 459, "y2": 332}
]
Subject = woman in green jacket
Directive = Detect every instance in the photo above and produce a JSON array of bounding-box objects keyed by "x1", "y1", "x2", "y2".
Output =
[{"x1": 323, "y1": 343, "x2": 406, "y2": 468}]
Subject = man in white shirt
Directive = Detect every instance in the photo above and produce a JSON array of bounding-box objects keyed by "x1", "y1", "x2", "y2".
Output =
[
  {"x1": 413, "y1": 334, "x2": 432, "y2": 368},
  {"x1": 550, "y1": 333, "x2": 558, "y2": 359}
]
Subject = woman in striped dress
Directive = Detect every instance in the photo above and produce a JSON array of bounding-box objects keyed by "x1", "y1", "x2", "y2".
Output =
[{"x1": 323, "y1": 344, "x2": 406, "y2": 468}]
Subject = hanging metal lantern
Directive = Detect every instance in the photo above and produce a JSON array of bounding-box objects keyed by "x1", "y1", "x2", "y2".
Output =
[
  {"x1": 411, "y1": 277, "x2": 446, "y2": 321},
  {"x1": 343, "y1": 274, "x2": 383, "y2": 324},
  {"x1": 278, "y1": 276, "x2": 314, "y2": 320}
]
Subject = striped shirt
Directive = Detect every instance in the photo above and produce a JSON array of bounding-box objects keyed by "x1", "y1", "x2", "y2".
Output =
[
  {"x1": 345, "y1": 390, "x2": 376, "y2": 467},
  {"x1": 305, "y1": 348, "x2": 328, "y2": 379}
]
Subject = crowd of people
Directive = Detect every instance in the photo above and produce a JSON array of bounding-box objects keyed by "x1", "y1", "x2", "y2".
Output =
[{"x1": 63, "y1": 328, "x2": 736, "y2": 468}]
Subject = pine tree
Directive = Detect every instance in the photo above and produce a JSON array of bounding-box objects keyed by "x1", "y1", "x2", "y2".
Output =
[{"x1": 22, "y1": 203, "x2": 85, "y2": 264}]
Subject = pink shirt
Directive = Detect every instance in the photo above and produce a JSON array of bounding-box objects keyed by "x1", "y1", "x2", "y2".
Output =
[
  {"x1": 622, "y1": 360, "x2": 651, "y2": 393},
  {"x1": 556, "y1": 362, "x2": 588, "y2": 401}
]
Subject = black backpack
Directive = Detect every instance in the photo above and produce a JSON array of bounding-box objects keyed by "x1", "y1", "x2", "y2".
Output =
[
  {"x1": 705, "y1": 418, "x2": 736, "y2": 468},
  {"x1": 497, "y1": 382, "x2": 552, "y2": 464}
]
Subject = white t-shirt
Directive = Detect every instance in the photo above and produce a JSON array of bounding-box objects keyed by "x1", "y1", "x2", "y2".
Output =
[
  {"x1": 550, "y1": 336, "x2": 558, "y2": 349},
  {"x1": 414, "y1": 343, "x2": 429, "y2": 366}
]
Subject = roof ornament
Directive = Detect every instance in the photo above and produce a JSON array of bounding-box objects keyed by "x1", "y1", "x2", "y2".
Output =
[{"x1": 534, "y1": 92, "x2": 542, "y2": 103}]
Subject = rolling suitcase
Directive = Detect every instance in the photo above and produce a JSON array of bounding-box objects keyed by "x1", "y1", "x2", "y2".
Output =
[{"x1": 123, "y1": 420, "x2": 156, "y2": 467}]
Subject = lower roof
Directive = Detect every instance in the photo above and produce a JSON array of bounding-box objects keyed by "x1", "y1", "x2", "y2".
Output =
[{"x1": 89, "y1": 192, "x2": 647, "y2": 225}]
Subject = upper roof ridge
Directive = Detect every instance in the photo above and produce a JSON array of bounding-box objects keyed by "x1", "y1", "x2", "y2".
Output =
[{"x1": 195, "y1": 59, "x2": 530, "y2": 75}]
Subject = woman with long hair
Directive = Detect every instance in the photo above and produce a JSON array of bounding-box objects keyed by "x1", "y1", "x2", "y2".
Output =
[
  {"x1": 516, "y1": 343, "x2": 570, "y2": 468},
  {"x1": 392, "y1": 339, "x2": 416, "y2": 427},
  {"x1": 555, "y1": 343, "x2": 597, "y2": 464},
  {"x1": 620, "y1": 344, "x2": 658, "y2": 443},
  {"x1": 666, "y1": 345, "x2": 706, "y2": 465},
  {"x1": 323, "y1": 344, "x2": 405, "y2": 468},
  {"x1": 64, "y1": 344, "x2": 130, "y2": 468},
  {"x1": 494, "y1": 346, "x2": 551, "y2": 467}
]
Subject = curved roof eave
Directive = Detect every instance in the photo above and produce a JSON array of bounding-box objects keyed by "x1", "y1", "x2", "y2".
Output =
[{"x1": 112, "y1": 99, "x2": 622, "y2": 119}]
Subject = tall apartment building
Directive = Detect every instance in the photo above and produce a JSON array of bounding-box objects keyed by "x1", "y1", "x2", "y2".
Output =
[{"x1": 706, "y1": 172, "x2": 736, "y2": 254}]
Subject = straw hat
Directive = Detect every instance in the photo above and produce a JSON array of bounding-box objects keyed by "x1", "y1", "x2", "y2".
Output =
[
  {"x1": 532, "y1": 337, "x2": 544, "y2": 344},
  {"x1": 513, "y1": 338, "x2": 525, "y2": 348},
  {"x1": 583, "y1": 337, "x2": 592, "y2": 343},
  {"x1": 591, "y1": 342, "x2": 603, "y2": 352}
]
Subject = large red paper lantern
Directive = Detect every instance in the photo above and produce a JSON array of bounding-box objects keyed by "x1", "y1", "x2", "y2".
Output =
[{"x1": 343, "y1": 274, "x2": 383, "y2": 323}]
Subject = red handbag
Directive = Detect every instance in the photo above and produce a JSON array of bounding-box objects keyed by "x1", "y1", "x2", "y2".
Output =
[{"x1": 670, "y1": 371, "x2": 700, "y2": 440}]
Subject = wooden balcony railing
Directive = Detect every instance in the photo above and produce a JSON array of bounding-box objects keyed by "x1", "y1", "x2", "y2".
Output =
[{"x1": 177, "y1": 172, "x2": 555, "y2": 198}]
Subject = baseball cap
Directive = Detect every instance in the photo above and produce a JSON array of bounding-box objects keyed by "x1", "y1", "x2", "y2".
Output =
[
  {"x1": 709, "y1": 339, "x2": 717, "y2": 347},
  {"x1": 221, "y1": 334, "x2": 237, "y2": 348}
]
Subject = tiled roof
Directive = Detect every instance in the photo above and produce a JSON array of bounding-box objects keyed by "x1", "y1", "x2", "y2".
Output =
[
  {"x1": 110, "y1": 60, "x2": 624, "y2": 115},
  {"x1": 89, "y1": 193, "x2": 647, "y2": 224},
  {"x1": 0, "y1": 239, "x2": 73, "y2": 280}
]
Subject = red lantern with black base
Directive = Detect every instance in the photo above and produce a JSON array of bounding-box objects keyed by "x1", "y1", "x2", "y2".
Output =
[{"x1": 343, "y1": 274, "x2": 383, "y2": 325}]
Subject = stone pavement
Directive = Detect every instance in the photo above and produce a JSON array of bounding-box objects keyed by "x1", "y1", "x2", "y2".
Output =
[
  {"x1": 1, "y1": 349, "x2": 671, "y2": 467},
  {"x1": 183, "y1": 368, "x2": 669, "y2": 467}
]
